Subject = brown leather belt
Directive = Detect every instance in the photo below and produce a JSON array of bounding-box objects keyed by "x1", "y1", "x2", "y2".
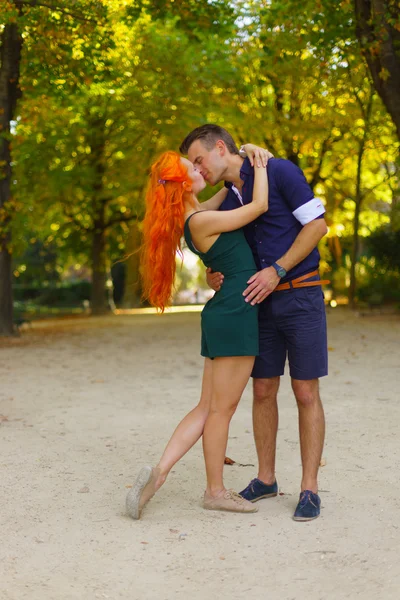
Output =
[{"x1": 275, "y1": 269, "x2": 330, "y2": 291}]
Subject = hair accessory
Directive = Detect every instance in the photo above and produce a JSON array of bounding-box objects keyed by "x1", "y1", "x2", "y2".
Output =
[{"x1": 158, "y1": 179, "x2": 166, "y2": 184}]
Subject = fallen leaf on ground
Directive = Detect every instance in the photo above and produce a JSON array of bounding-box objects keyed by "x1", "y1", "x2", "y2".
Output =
[
  {"x1": 125, "y1": 485, "x2": 132, "y2": 488},
  {"x1": 78, "y1": 486, "x2": 90, "y2": 493},
  {"x1": 320, "y1": 458, "x2": 327, "y2": 467},
  {"x1": 224, "y1": 456, "x2": 254, "y2": 467}
]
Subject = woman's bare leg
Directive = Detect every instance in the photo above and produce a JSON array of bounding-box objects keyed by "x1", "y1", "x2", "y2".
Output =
[
  {"x1": 202, "y1": 356, "x2": 255, "y2": 497},
  {"x1": 127, "y1": 359, "x2": 213, "y2": 518},
  {"x1": 153, "y1": 357, "x2": 213, "y2": 489}
]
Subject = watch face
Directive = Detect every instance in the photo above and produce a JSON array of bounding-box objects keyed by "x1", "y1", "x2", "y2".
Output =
[{"x1": 278, "y1": 267, "x2": 286, "y2": 277}]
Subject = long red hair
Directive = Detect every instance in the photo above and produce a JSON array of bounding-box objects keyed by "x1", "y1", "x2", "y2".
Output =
[{"x1": 141, "y1": 151, "x2": 194, "y2": 312}]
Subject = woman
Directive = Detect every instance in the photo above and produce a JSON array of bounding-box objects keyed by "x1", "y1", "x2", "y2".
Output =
[{"x1": 126, "y1": 147, "x2": 269, "y2": 517}]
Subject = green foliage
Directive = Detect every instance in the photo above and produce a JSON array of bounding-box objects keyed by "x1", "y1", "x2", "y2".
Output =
[
  {"x1": 356, "y1": 257, "x2": 400, "y2": 305},
  {"x1": 11, "y1": 0, "x2": 240, "y2": 273},
  {"x1": 125, "y1": 0, "x2": 237, "y2": 40},
  {"x1": 13, "y1": 280, "x2": 91, "y2": 307},
  {"x1": 366, "y1": 226, "x2": 400, "y2": 271},
  {"x1": 2, "y1": 0, "x2": 399, "y2": 309},
  {"x1": 13, "y1": 238, "x2": 60, "y2": 285}
]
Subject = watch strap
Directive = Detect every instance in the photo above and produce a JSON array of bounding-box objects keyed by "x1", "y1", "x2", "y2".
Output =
[{"x1": 272, "y1": 262, "x2": 286, "y2": 277}]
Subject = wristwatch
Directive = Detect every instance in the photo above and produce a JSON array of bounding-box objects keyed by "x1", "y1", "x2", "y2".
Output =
[{"x1": 272, "y1": 262, "x2": 287, "y2": 278}]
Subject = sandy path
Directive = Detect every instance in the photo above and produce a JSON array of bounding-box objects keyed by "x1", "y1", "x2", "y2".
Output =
[{"x1": 0, "y1": 309, "x2": 399, "y2": 600}]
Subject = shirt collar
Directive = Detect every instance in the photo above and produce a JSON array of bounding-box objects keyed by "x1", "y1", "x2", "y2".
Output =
[
  {"x1": 240, "y1": 157, "x2": 252, "y2": 178},
  {"x1": 224, "y1": 157, "x2": 252, "y2": 189}
]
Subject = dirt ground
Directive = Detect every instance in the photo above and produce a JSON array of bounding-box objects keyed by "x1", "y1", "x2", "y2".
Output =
[{"x1": 0, "y1": 308, "x2": 399, "y2": 600}]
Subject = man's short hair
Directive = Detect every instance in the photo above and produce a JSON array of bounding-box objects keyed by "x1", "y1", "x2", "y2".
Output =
[{"x1": 179, "y1": 124, "x2": 239, "y2": 156}]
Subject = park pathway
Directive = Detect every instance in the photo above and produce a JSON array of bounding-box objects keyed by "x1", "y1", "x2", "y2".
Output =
[{"x1": 0, "y1": 309, "x2": 399, "y2": 600}]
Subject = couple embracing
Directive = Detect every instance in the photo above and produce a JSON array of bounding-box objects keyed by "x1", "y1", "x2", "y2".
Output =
[{"x1": 126, "y1": 124, "x2": 328, "y2": 522}]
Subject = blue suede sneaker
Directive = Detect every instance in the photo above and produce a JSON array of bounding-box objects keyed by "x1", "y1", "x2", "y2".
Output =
[
  {"x1": 293, "y1": 490, "x2": 321, "y2": 521},
  {"x1": 239, "y1": 478, "x2": 278, "y2": 503}
]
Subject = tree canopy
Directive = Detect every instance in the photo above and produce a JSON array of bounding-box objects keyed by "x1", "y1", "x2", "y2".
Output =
[{"x1": 1, "y1": 0, "x2": 399, "y2": 333}]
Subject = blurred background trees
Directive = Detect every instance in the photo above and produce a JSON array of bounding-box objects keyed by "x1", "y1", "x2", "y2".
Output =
[{"x1": 1, "y1": 0, "x2": 399, "y2": 333}]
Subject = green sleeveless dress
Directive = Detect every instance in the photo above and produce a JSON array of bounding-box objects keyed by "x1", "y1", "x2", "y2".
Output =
[{"x1": 184, "y1": 213, "x2": 259, "y2": 358}]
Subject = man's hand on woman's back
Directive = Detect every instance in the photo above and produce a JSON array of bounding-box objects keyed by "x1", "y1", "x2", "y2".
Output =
[{"x1": 206, "y1": 267, "x2": 224, "y2": 292}]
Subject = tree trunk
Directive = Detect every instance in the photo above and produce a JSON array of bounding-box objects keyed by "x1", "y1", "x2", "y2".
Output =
[
  {"x1": 354, "y1": 0, "x2": 400, "y2": 140},
  {"x1": 90, "y1": 221, "x2": 109, "y2": 315},
  {"x1": 388, "y1": 163, "x2": 400, "y2": 231},
  {"x1": 349, "y1": 95, "x2": 373, "y2": 309},
  {"x1": 0, "y1": 247, "x2": 14, "y2": 335},
  {"x1": 86, "y1": 114, "x2": 111, "y2": 315},
  {"x1": 349, "y1": 187, "x2": 362, "y2": 309},
  {"x1": 0, "y1": 8, "x2": 23, "y2": 335},
  {"x1": 122, "y1": 222, "x2": 143, "y2": 308}
]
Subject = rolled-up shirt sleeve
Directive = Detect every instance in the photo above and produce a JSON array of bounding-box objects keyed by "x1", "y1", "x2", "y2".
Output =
[{"x1": 276, "y1": 160, "x2": 325, "y2": 225}]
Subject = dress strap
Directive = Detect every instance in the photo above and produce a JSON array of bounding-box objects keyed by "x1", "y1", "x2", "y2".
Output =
[
  {"x1": 185, "y1": 210, "x2": 204, "y2": 225},
  {"x1": 184, "y1": 211, "x2": 204, "y2": 254}
]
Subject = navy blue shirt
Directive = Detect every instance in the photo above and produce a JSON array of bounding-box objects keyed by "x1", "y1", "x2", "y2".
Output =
[{"x1": 220, "y1": 158, "x2": 325, "y2": 283}]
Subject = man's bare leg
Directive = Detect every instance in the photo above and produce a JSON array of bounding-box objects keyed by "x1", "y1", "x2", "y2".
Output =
[
  {"x1": 252, "y1": 377, "x2": 280, "y2": 484},
  {"x1": 291, "y1": 378, "x2": 325, "y2": 493}
]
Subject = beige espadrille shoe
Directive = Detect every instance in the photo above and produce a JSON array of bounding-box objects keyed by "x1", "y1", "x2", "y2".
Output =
[
  {"x1": 126, "y1": 466, "x2": 160, "y2": 519},
  {"x1": 203, "y1": 489, "x2": 259, "y2": 513}
]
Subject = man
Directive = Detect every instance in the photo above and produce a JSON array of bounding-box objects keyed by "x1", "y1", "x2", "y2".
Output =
[{"x1": 180, "y1": 124, "x2": 328, "y2": 521}]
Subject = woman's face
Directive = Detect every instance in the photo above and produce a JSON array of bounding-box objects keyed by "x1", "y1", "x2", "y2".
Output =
[{"x1": 181, "y1": 157, "x2": 206, "y2": 195}]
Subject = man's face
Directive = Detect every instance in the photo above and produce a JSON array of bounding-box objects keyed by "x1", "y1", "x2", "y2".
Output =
[{"x1": 187, "y1": 139, "x2": 227, "y2": 186}]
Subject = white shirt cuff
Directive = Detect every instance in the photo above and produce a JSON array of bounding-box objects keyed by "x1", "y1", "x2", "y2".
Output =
[{"x1": 292, "y1": 197, "x2": 325, "y2": 225}]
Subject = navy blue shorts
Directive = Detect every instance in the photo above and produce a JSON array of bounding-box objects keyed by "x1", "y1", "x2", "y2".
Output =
[{"x1": 251, "y1": 282, "x2": 328, "y2": 381}]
